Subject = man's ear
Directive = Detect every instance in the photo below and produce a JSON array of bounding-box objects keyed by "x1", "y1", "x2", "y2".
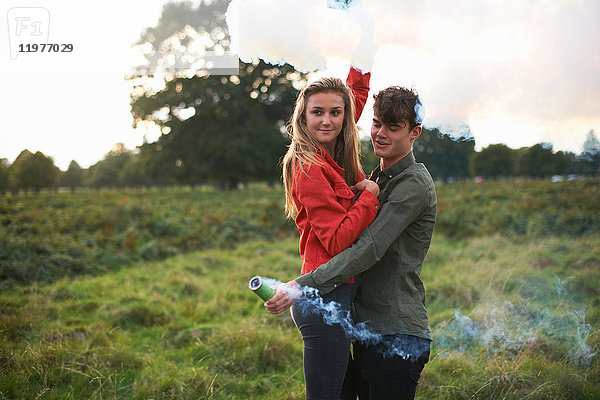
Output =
[{"x1": 411, "y1": 126, "x2": 422, "y2": 141}]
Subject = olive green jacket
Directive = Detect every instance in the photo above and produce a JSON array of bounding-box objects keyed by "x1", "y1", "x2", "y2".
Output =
[{"x1": 295, "y1": 152, "x2": 436, "y2": 340}]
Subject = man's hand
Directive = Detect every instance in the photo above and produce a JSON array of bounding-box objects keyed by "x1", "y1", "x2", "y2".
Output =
[{"x1": 265, "y1": 280, "x2": 301, "y2": 314}]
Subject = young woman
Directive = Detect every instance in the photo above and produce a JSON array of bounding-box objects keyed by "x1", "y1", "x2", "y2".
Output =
[{"x1": 278, "y1": 67, "x2": 380, "y2": 399}]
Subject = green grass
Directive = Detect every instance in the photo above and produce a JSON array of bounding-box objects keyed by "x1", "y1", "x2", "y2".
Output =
[
  {"x1": 1, "y1": 234, "x2": 598, "y2": 399},
  {"x1": 419, "y1": 234, "x2": 600, "y2": 399},
  {"x1": 1, "y1": 180, "x2": 599, "y2": 398},
  {"x1": 2, "y1": 179, "x2": 599, "y2": 287}
]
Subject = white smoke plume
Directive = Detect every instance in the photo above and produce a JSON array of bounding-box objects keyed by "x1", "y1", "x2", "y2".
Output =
[
  {"x1": 260, "y1": 274, "x2": 596, "y2": 365},
  {"x1": 436, "y1": 276, "x2": 597, "y2": 366},
  {"x1": 226, "y1": 0, "x2": 600, "y2": 149}
]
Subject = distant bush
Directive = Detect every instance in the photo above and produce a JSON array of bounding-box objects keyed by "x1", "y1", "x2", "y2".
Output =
[
  {"x1": 0, "y1": 186, "x2": 296, "y2": 287},
  {"x1": 1, "y1": 179, "x2": 598, "y2": 286},
  {"x1": 435, "y1": 179, "x2": 599, "y2": 238}
]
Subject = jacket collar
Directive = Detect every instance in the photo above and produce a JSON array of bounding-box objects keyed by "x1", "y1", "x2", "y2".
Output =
[{"x1": 370, "y1": 152, "x2": 416, "y2": 181}]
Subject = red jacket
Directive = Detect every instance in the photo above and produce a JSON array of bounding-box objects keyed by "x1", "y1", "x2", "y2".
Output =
[{"x1": 293, "y1": 67, "x2": 379, "y2": 278}]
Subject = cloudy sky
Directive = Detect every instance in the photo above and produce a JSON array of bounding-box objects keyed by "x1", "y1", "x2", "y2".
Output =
[{"x1": 1, "y1": 0, "x2": 599, "y2": 170}]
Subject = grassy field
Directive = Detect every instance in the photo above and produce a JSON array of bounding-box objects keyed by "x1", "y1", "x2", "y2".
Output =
[
  {"x1": 0, "y1": 185, "x2": 293, "y2": 287},
  {"x1": 2, "y1": 179, "x2": 598, "y2": 287},
  {"x1": 1, "y1": 180, "x2": 599, "y2": 399}
]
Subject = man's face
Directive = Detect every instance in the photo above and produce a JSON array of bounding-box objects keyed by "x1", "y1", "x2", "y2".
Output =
[{"x1": 371, "y1": 116, "x2": 421, "y2": 169}]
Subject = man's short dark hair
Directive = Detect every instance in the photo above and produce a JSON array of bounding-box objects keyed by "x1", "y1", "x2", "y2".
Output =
[{"x1": 373, "y1": 86, "x2": 419, "y2": 130}]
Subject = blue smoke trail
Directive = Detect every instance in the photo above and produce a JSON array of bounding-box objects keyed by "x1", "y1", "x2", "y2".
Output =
[{"x1": 262, "y1": 277, "x2": 429, "y2": 359}]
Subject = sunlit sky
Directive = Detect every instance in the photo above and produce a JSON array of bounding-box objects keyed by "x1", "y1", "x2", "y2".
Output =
[{"x1": 1, "y1": 0, "x2": 599, "y2": 170}]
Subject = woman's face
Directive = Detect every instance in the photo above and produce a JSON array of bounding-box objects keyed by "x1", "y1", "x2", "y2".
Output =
[{"x1": 305, "y1": 90, "x2": 345, "y2": 155}]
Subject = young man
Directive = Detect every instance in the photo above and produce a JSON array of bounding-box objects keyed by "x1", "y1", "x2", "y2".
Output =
[{"x1": 266, "y1": 86, "x2": 437, "y2": 399}]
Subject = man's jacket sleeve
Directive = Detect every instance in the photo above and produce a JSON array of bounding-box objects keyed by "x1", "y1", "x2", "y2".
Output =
[
  {"x1": 295, "y1": 163, "x2": 379, "y2": 257},
  {"x1": 296, "y1": 174, "x2": 428, "y2": 294}
]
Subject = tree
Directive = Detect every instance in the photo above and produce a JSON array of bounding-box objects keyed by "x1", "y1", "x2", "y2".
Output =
[
  {"x1": 133, "y1": 0, "x2": 231, "y2": 65},
  {"x1": 413, "y1": 128, "x2": 475, "y2": 180},
  {"x1": 61, "y1": 160, "x2": 85, "y2": 191},
  {"x1": 129, "y1": 0, "x2": 308, "y2": 188},
  {"x1": 579, "y1": 130, "x2": 600, "y2": 175},
  {"x1": 120, "y1": 151, "x2": 153, "y2": 187},
  {"x1": 360, "y1": 138, "x2": 379, "y2": 175},
  {"x1": 553, "y1": 150, "x2": 574, "y2": 176},
  {"x1": 519, "y1": 143, "x2": 571, "y2": 178},
  {"x1": 87, "y1": 144, "x2": 133, "y2": 187},
  {"x1": 126, "y1": 142, "x2": 178, "y2": 186},
  {"x1": 469, "y1": 143, "x2": 516, "y2": 178},
  {"x1": 9, "y1": 150, "x2": 60, "y2": 192},
  {"x1": 0, "y1": 158, "x2": 9, "y2": 194}
]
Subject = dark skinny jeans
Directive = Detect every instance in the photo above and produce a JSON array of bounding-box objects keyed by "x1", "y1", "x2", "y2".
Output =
[
  {"x1": 340, "y1": 334, "x2": 431, "y2": 400},
  {"x1": 291, "y1": 281, "x2": 357, "y2": 400}
]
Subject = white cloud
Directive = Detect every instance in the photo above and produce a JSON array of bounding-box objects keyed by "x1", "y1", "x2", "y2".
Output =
[{"x1": 229, "y1": 0, "x2": 600, "y2": 151}]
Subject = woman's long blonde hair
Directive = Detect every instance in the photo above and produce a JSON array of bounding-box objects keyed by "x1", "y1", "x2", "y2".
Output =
[{"x1": 282, "y1": 77, "x2": 365, "y2": 219}]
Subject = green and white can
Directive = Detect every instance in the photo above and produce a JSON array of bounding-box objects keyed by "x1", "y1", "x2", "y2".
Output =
[{"x1": 248, "y1": 276, "x2": 276, "y2": 301}]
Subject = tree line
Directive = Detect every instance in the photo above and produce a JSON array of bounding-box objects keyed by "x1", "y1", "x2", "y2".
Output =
[{"x1": 1, "y1": 129, "x2": 598, "y2": 193}]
